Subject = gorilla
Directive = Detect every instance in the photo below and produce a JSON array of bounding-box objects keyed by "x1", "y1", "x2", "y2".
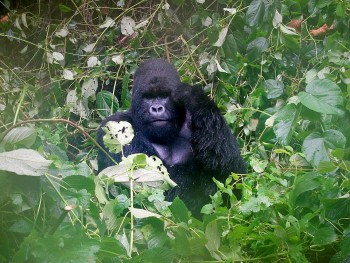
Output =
[{"x1": 97, "y1": 58, "x2": 245, "y2": 214}]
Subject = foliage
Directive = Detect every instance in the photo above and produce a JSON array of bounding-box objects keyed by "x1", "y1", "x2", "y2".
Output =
[{"x1": 0, "y1": 0, "x2": 350, "y2": 262}]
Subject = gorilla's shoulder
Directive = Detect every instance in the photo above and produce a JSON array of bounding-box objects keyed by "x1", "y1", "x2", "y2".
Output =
[{"x1": 100, "y1": 111, "x2": 133, "y2": 127}]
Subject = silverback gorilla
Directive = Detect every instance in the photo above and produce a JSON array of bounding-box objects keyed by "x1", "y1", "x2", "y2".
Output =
[{"x1": 97, "y1": 58, "x2": 245, "y2": 214}]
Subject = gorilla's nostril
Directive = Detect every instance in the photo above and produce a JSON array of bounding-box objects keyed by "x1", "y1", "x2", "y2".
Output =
[{"x1": 151, "y1": 104, "x2": 164, "y2": 113}]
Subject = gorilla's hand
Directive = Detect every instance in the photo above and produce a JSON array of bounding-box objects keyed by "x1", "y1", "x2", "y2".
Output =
[{"x1": 173, "y1": 84, "x2": 210, "y2": 112}]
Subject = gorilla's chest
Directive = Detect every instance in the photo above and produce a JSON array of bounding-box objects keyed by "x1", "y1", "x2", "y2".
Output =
[{"x1": 152, "y1": 137, "x2": 193, "y2": 167}]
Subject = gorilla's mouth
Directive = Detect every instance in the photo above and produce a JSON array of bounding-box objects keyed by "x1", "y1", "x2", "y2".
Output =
[{"x1": 150, "y1": 119, "x2": 170, "y2": 126}]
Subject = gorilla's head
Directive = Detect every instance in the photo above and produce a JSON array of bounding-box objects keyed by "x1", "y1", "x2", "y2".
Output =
[{"x1": 131, "y1": 59, "x2": 186, "y2": 143}]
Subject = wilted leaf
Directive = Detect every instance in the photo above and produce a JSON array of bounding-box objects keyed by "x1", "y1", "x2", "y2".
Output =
[
  {"x1": 52, "y1": 52, "x2": 64, "y2": 61},
  {"x1": 121, "y1": 16, "x2": 135, "y2": 36},
  {"x1": 99, "y1": 17, "x2": 115, "y2": 28},
  {"x1": 112, "y1": 54, "x2": 124, "y2": 65},
  {"x1": 21, "y1": 13, "x2": 28, "y2": 28},
  {"x1": 0, "y1": 149, "x2": 52, "y2": 176},
  {"x1": 129, "y1": 207, "x2": 162, "y2": 219},
  {"x1": 63, "y1": 69, "x2": 74, "y2": 80},
  {"x1": 213, "y1": 26, "x2": 228, "y2": 47},
  {"x1": 55, "y1": 28, "x2": 69, "y2": 37},
  {"x1": 273, "y1": 10, "x2": 282, "y2": 28},
  {"x1": 66, "y1": 90, "x2": 89, "y2": 118},
  {"x1": 87, "y1": 56, "x2": 98, "y2": 67},
  {"x1": 82, "y1": 78, "x2": 98, "y2": 98}
]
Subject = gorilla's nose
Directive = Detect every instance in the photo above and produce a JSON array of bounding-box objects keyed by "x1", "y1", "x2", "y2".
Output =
[{"x1": 150, "y1": 104, "x2": 165, "y2": 115}]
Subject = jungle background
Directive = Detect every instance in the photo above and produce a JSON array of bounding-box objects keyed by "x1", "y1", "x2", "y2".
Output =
[{"x1": 0, "y1": 0, "x2": 350, "y2": 262}]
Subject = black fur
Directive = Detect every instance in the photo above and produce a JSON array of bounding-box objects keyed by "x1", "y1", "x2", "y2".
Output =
[{"x1": 97, "y1": 58, "x2": 245, "y2": 214}]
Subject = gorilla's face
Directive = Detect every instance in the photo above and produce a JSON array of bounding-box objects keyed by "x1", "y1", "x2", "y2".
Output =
[
  {"x1": 131, "y1": 77, "x2": 185, "y2": 143},
  {"x1": 130, "y1": 59, "x2": 186, "y2": 144}
]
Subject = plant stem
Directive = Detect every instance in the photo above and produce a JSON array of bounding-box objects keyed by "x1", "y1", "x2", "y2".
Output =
[{"x1": 13, "y1": 85, "x2": 27, "y2": 125}]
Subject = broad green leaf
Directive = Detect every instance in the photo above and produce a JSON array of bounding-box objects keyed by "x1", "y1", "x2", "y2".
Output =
[
  {"x1": 9, "y1": 219, "x2": 33, "y2": 234},
  {"x1": 2, "y1": 126, "x2": 37, "y2": 147},
  {"x1": 98, "y1": 237, "x2": 127, "y2": 260},
  {"x1": 273, "y1": 104, "x2": 300, "y2": 145},
  {"x1": 61, "y1": 175, "x2": 95, "y2": 195},
  {"x1": 96, "y1": 90, "x2": 119, "y2": 118},
  {"x1": 312, "y1": 226, "x2": 337, "y2": 246},
  {"x1": 302, "y1": 130, "x2": 346, "y2": 167},
  {"x1": 323, "y1": 198, "x2": 350, "y2": 220},
  {"x1": 142, "y1": 247, "x2": 174, "y2": 263},
  {"x1": 246, "y1": 37, "x2": 268, "y2": 61},
  {"x1": 290, "y1": 172, "x2": 320, "y2": 206},
  {"x1": 298, "y1": 79, "x2": 343, "y2": 115},
  {"x1": 169, "y1": 197, "x2": 189, "y2": 223},
  {"x1": 317, "y1": 161, "x2": 337, "y2": 173},
  {"x1": 246, "y1": 0, "x2": 265, "y2": 27},
  {"x1": 13, "y1": 234, "x2": 100, "y2": 263},
  {"x1": 0, "y1": 149, "x2": 52, "y2": 176},
  {"x1": 205, "y1": 220, "x2": 220, "y2": 253},
  {"x1": 263, "y1": 79, "x2": 284, "y2": 99},
  {"x1": 222, "y1": 34, "x2": 237, "y2": 59},
  {"x1": 102, "y1": 197, "x2": 130, "y2": 230}
]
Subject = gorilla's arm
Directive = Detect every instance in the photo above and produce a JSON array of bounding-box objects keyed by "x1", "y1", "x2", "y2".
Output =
[{"x1": 175, "y1": 84, "x2": 246, "y2": 176}]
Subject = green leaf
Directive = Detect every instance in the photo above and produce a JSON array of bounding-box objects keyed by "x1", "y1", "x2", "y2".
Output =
[
  {"x1": 205, "y1": 220, "x2": 220, "y2": 253},
  {"x1": 9, "y1": 219, "x2": 33, "y2": 234},
  {"x1": 171, "y1": 0, "x2": 184, "y2": 5},
  {"x1": 14, "y1": 234, "x2": 100, "y2": 263},
  {"x1": 96, "y1": 91, "x2": 119, "y2": 118},
  {"x1": 290, "y1": 172, "x2": 320, "y2": 206},
  {"x1": 98, "y1": 237, "x2": 127, "y2": 260},
  {"x1": 0, "y1": 149, "x2": 52, "y2": 176},
  {"x1": 246, "y1": 37, "x2": 268, "y2": 61},
  {"x1": 121, "y1": 72, "x2": 131, "y2": 108},
  {"x1": 2, "y1": 126, "x2": 37, "y2": 147},
  {"x1": 169, "y1": 197, "x2": 189, "y2": 223},
  {"x1": 302, "y1": 130, "x2": 346, "y2": 167},
  {"x1": 142, "y1": 247, "x2": 174, "y2": 263},
  {"x1": 323, "y1": 198, "x2": 350, "y2": 220},
  {"x1": 298, "y1": 79, "x2": 343, "y2": 115},
  {"x1": 246, "y1": 0, "x2": 265, "y2": 27},
  {"x1": 263, "y1": 79, "x2": 284, "y2": 99},
  {"x1": 58, "y1": 4, "x2": 73, "y2": 12},
  {"x1": 273, "y1": 104, "x2": 300, "y2": 145},
  {"x1": 61, "y1": 175, "x2": 95, "y2": 195},
  {"x1": 222, "y1": 34, "x2": 237, "y2": 59},
  {"x1": 312, "y1": 226, "x2": 337, "y2": 246}
]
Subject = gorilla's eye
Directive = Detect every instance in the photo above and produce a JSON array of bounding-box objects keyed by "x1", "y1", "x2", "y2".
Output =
[{"x1": 142, "y1": 91, "x2": 169, "y2": 99}]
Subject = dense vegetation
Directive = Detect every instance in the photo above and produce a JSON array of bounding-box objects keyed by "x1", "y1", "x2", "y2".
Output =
[{"x1": 0, "y1": 0, "x2": 349, "y2": 262}]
